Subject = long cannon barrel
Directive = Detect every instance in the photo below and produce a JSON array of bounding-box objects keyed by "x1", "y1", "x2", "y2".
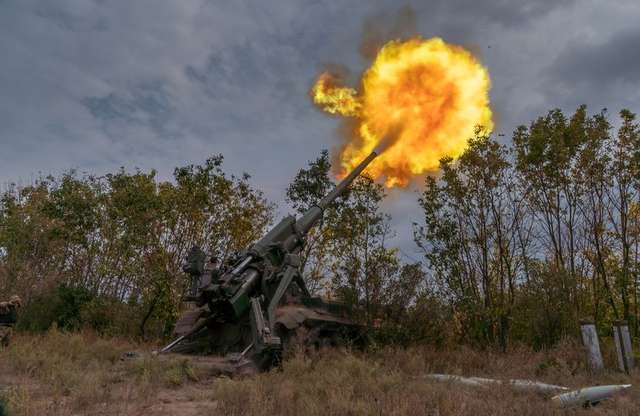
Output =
[
  {"x1": 295, "y1": 150, "x2": 378, "y2": 234},
  {"x1": 318, "y1": 151, "x2": 379, "y2": 210},
  {"x1": 163, "y1": 149, "x2": 380, "y2": 354}
]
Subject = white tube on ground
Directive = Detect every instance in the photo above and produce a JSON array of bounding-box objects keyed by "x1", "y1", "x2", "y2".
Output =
[
  {"x1": 551, "y1": 384, "x2": 632, "y2": 407},
  {"x1": 425, "y1": 374, "x2": 568, "y2": 394}
]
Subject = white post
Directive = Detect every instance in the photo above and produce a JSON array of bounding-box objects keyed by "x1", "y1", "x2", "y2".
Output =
[
  {"x1": 580, "y1": 319, "x2": 604, "y2": 372},
  {"x1": 613, "y1": 320, "x2": 634, "y2": 374}
]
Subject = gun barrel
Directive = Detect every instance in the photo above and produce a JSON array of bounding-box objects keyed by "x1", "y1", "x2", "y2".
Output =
[
  {"x1": 295, "y1": 150, "x2": 378, "y2": 234},
  {"x1": 318, "y1": 150, "x2": 378, "y2": 210}
]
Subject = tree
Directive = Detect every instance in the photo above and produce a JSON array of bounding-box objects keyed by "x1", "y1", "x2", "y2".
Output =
[
  {"x1": 0, "y1": 155, "x2": 274, "y2": 339},
  {"x1": 513, "y1": 108, "x2": 587, "y2": 320},
  {"x1": 287, "y1": 151, "x2": 420, "y2": 329},
  {"x1": 285, "y1": 150, "x2": 337, "y2": 293},
  {"x1": 328, "y1": 174, "x2": 399, "y2": 325},
  {"x1": 607, "y1": 110, "x2": 640, "y2": 325},
  {"x1": 415, "y1": 131, "x2": 523, "y2": 349}
]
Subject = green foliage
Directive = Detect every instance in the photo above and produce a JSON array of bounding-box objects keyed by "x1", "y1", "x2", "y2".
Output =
[
  {"x1": 510, "y1": 263, "x2": 577, "y2": 349},
  {"x1": 3, "y1": 107, "x2": 640, "y2": 351},
  {"x1": 286, "y1": 150, "x2": 343, "y2": 293},
  {"x1": 415, "y1": 107, "x2": 640, "y2": 349},
  {"x1": 287, "y1": 151, "x2": 425, "y2": 332},
  {"x1": 373, "y1": 291, "x2": 451, "y2": 347},
  {"x1": 54, "y1": 285, "x2": 94, "y2": 330},
  {"x1": 415, "y1": 132, "x2": 517, "y2": 347},
  {"x1": 16, "y1": 285, "x2": 86, "y2": 332},
  {"x1": 286, "y1": 149, "x2": 334, "y2": 214},
  {"x1": 17, "y1": 284, "x2": 137, "y2": 335},
  {"x1": 1, "y1": 156, "x2": 273, "y2": 339}
]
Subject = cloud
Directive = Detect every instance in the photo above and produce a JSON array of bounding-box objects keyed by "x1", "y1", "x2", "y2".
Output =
[
  {"x1": 564, "y1": 28, "x2": 640, "y2": 85},
  {"x1": 543, "y1": 27, "x2": 640, "y2": 112},
  {"x1": 0, "y1": 0, "x2": 639, "y2": 253}
]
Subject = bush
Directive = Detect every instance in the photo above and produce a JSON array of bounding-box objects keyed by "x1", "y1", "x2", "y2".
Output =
[
  {"x1": 79, "y1": 297, "x2": 141, "y2": 337},
  {"x1": 18, "y1": 284, "x2": 94, "y2": 332},
  {"x1": 17, "y1": 284, "x2": 146, "y2": 338},
  {"x1": 372, "y1": 294, "x2": 452, "y2": 348},
  {"x1": 17, "y1": 288, "x2": 63, "y2": 332},
  {"x1": 510, "y1": 265, "x2": 578, "y2": 349}
]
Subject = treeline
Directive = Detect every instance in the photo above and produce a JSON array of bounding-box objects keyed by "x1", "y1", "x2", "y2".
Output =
[
  {"x1": 415, "y1": 106, "x2": 640, "y2": 349},
  {"x1": 1, "y1": 106, "x2": 638, "y2": 350},
  {"x1": 0, "y1": 156, "x2": 273, "y2": 337}
]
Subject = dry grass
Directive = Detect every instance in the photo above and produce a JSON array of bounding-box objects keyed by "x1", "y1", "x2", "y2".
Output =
[
  {"x1": 211, "y1": 343, "x2": 639, "y2": 416},
  {"x1": 0, "y1": 331, "x2": 638, "y2": 415},
  {"x1": 0, "y1": 328, "x2": 203, "y2": 415}
]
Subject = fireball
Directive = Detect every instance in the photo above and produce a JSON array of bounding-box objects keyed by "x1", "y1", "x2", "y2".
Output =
[{"x1": 312, "y1": 37, "x2": 493, "y2": 187}]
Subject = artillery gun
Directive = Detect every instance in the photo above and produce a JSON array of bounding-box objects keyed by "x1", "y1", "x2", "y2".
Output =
[{"x1": 161, "y1": 150, "x2": 378, "y2": 372}]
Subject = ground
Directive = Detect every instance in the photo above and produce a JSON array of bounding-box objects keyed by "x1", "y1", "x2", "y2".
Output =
[{"x1": 0, "y1": 329, "x2": 638, "y2": 415}]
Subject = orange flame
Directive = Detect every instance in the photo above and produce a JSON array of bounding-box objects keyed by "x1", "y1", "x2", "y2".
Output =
[{"x1": 312, "y1": 37, "x2": 493, "y2": 187}]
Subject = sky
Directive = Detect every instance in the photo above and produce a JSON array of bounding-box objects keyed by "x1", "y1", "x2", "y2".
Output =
[{"x1": 1, "y1": 0, "x2": 639, "y2": 260}]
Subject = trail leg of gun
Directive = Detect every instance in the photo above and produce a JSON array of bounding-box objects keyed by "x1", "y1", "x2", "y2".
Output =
[
  {"x1": 160, "y1": 335, "x2": 186, "y2": 353},
  {"x1": 160, "y1": 315, "x2": 214, "y2": 353}
]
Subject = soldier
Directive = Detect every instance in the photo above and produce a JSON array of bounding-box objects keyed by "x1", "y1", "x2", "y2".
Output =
[
  {"x1": 183, "y1": 246, "x2": 206, "y2": 299},
  {"x1": 0, "y1": 295, "x2": 22, "y2": 347},
  {"x1": 202, "y1": 255, "x2": 221, "y2": 287}
]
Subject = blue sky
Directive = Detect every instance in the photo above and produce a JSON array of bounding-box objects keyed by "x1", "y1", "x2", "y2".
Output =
[{"x1": 1, "y1": 0, "x2": 639, "y2": 258}]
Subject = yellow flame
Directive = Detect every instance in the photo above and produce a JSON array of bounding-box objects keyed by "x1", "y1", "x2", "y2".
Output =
[
  {"x1": 312, "y1": 37, "x2": 493, "y2": 187},
  {"x1": 311, "y1": 72, "x2": 361, "y2": 116}
]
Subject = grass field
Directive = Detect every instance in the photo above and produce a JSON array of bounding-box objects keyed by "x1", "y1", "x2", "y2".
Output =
[{"x1": 0, "y1": 329, "x2": 638, "y2": 415}]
